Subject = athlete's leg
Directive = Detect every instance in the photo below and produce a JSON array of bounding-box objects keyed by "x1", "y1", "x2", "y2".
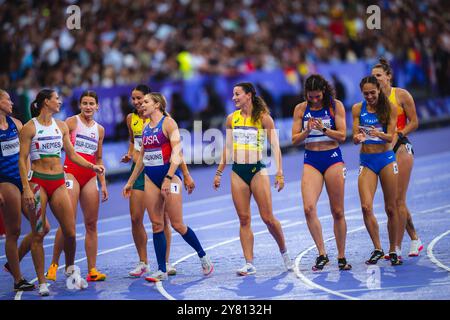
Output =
[
  {"x1": 48, "y1": 185, "x2": 77, "y2": 272},
  {"x1": 324, "y1": 163, "x2": 347, "y2": 259},
  {"x1": 231, "y1": 171, "x2": 253, "y2": 263},
  {"x1": 301, "y1": 165, "x2": 326, "y2": 256},
  {"x1": 251, "y1": 170, "x2": 287, "y2": 253},
  {"x1": 50, "y1": 173, "x2": 80, "y2": 266},
  {"x1": 24, "y1": 182, "x2": 49, "y2": 285},
  {"x1": 79, "y1": 176, "x2": 100, "y2": 271},
  {"x1": 358, "y1": 167, "x2": 382, "y2": 250},
  {"x1": 129, "y1": 188, "x2": 148, "y2": 263},
  {"x1": 0, "y1": 183, "x2": 23, "y2": 282},
  {"x1": 396, "y1": 146, "x2": 418, "y2": 242},
  {"x1": 379, "y1": 162, "x2": 399, "y2": 253},
  {"x1": 163, "y1": 210, "x2": 172, "y2": 263},
  {"x1": 145, "y1": 176, "x2": 166, "y2": 272}
]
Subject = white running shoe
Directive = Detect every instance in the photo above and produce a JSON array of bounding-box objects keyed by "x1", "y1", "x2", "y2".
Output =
[
  {"x1": 200, "y1": 255, "x2": 214, "y2": 276},
  {"x1": 236, "y1": 263, "x2": 256, "y2": 276},
  {"x1": 38, "y1": 283, "x2": 50, "y2": 296},
  {"x1": 145, "y1": 270, "x2": 168, "y2": 282},
  {"x1": 408, "y1": 239, "x2": 424, "y2": 257},
  {"x1": 282, "y1": 252, "x2": 294, "y2": 271},
  {"x1": 66, "y1": 265, "x2": 88, "y2": 290},
  {"x1": 128, "y1": 261, "x2": 150, "y2": 278},
  {"x1": 166, "y1": 263, "x2": 177, "y2": 276}
]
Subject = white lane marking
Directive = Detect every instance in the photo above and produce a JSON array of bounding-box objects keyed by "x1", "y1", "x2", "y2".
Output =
[
  {"x1": 427, "y1": 230, "x2": 450, "y2": 272},
  {"x1": 294, "y1": 204, "x2": 450, "y2": 300}
]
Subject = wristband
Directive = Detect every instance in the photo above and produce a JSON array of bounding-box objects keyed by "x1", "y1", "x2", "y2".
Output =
[
  {"x1": 322, "y1": 127, "x2": 327, "y2": 133},
  {"x1": 165, "y1": 174, "x2": 173, "y2": 180}
]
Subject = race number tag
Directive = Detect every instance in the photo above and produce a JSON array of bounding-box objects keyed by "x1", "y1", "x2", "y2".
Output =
[
  {"x1": 27, "y1": 170, "x2": 34, "y2": 181},
  {"x1": 343, "y1": 167, "x2": 347, "y2": 179},
  {"x1": 170, "y1": 183, "x2": 180, "y2": 194},
  {"x1": 358, "y1": 166, "x2": 364, "y2": 176},
  {"x1": 405, "y1": 143, "x2": 413, "y2": 155},
  {"x1": 65, "y1": 179, "x2": 74, "y2": 189},
  {"x1": 134, "y1": 135, "x2": 143, "y2": 152},
  {"x1": 393, "y1": 162, "x2": 399, "y2": 174}
]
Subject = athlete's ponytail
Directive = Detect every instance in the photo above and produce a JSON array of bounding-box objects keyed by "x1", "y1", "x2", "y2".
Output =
[
  {"x1": 30, "y1": 89, "x2": 55, "y2": 118},
  {"x1": 235, "y1": 82, "x2": 269, "y2": 122}
]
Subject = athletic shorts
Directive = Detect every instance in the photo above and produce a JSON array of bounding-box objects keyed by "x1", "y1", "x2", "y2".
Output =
[
  {"x1": 29, "y1": 171, "x2": 65, "y2": 199},
  {"x1": 359, "y1": 150, "x2": 397, "y2": 175},
  {"x1": 393, "y1": 135, "x2": 414, "y2": 155},
  {"x1": 131, "y1": 162, "x2": 145, "y2": 191},
  {"x1": 304, "y1": 147, "x2": 344, "y2": 175},
  {"x1": 0, "y1": 175, "x2": 23, "y2": 193},
  {"x1": 64, "y1": 161, "x2": 96, "y2": 189},
  {"x1": 232, "y1": 161, "x2": 266, "y2": 186},
  {"x1": 144, "y1": 163, "x2": 182, "y2": 190}
]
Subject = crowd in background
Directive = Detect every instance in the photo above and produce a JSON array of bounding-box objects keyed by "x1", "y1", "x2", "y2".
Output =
[{"x1": 1, "y1": 0, "x2": 449, "y2": 98}]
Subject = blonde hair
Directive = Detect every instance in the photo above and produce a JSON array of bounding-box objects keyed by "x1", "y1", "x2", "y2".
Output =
[
  {"x1": 146, "y1": 92, "x2": 169, "y2": 116},
  {"x1": 0, "y1": 89, "x2": 6, "y2": 99}
]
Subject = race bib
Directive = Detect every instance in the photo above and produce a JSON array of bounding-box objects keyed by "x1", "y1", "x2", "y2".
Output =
[
  {"x1": 74, "y1": 134, "x2": 98, "y2": 155},
  {"x1": 405, "y1": 143, "x2": 413, "y2": 155},
  {"x1": 65, "y1": 179, "x2": 74, "y2": 189},
  {"x1": 343, "y1": 167, "x2": 347, "y2": 179},
  {"x1": 170, "y1": 183, "x2": 180, "y2": 194},
  {"x1": 358, "y1": 166, "x2": 364, "y2": 176},
  {"x1": 134, "y1": 135, "x2": 143, "y2": 152},
  {"x1": 359, "y1": 125, "x2": 383, "y2": 142},
  {"x1": 233, "y1": 127, "x2": 258, "y2": 147},
  {"x1": 393, "y1": 162, "x2": 399, "y2": 174},
  {"x1": 0, "y1": 136, "x2": 19, "y2": 157},
  {"x1": 304, "y1": 118, "x2": 332, "y2": 136},
  {"x1": 143, "y1": 149, "x2": 164, "y2": 166}
]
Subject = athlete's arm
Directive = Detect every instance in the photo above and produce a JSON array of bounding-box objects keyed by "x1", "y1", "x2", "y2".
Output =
[
  {"x1": 313, "y1": 100, "x2": 346, "y2": 143},
  {"x1": 59, "y1": 120, "x2": 104, "y2": 174},
  {"x1": 262, "y1": 113, "x2": 284, "y2": 192},
  {"x1": 165, "y1": 117, "x2": 182, "y2": 178},
  {"x1": 352, "y1": 103, "x2": 365, "y2": 144},
  {"x1": 291, "y1": 102, "x2": 311, "y2": 145},
  {"x1": 121, "y1": 113, "x2": 134, "y2": 163},
  {"x1": 96, "y1": 125, "x2": 108, "y2": 201},
  {"x1": 398, "y1": 88, "x2": 419, "y2": 136},
  {"x1": 213, "y1": 114, "x2": 232, "y2": 190},
  {"x1": 370, "y1": 102, "x2": 397, "y2": 143},
  {"x1": 18, "y1": 121, "x2": 36, "y2": 209}
]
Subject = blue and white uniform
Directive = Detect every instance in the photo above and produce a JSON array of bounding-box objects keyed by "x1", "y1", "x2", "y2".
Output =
[
  {"x1": 0, "y1": 116, "x2": 22, "y2": 191},
  {"x1": 359, "y1": 101, "x2": 397, "y2": 175},
  {"x1": 303, "y1": 102, "x2": 344, "y2": 174},
  {"x1": 142, "y1": 116, "x2": 181, "y2": 189}
]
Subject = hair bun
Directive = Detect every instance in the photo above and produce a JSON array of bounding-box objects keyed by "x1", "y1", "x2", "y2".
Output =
[{"x1": 379, "y1": 57, "x2": 390, "y2": 66}]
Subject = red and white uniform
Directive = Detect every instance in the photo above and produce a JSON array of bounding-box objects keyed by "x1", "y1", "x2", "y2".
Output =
[{"x1": 64, "y1": 115, "x2": 99, "y2": 188}]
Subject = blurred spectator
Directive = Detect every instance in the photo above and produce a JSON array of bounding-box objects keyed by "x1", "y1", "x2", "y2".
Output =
[
  {"x1": 0, "y1": 0, "x2": 448, "y2": 101},
  {"x1": 170, "y1": 91, "x2": 194, "y2": 130},
  {"x1": 331, "y1": 73, "x2": 346, "y2": 105}
]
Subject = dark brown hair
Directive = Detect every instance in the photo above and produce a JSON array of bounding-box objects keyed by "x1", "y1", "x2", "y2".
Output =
[
  {"x1": 304, "y1": 74, "x2": 336, "y2": 110},
  {"x1": 360, "y1": 76, "x2": 391, "y2": 126},
  {"x1": 30, "y1": 89, "x2": 55, "y2": 117},
  {"x1": 372, "y1": 57, "x2": 393, "y2": 84},
  {"x1": 79, "y1": 90, "x2": 98, "y2": 104},
  {"x1": 234, "y1": 82, "x2": 269, "y2": 122}
]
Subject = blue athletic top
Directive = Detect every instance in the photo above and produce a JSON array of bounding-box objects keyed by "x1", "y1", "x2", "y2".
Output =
[
  {"x1": 359, "y1": 101, "x2": 387, "y2": 145},
  {"x1": 303, "y1": 101, "x2": 336, "y2": 144},
  {"x1": 142, "y1": 116, "x2": 181, "y2": 189},
  {"x1": 0, "y1": 116, "x2": 21, "y2": 181}
]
